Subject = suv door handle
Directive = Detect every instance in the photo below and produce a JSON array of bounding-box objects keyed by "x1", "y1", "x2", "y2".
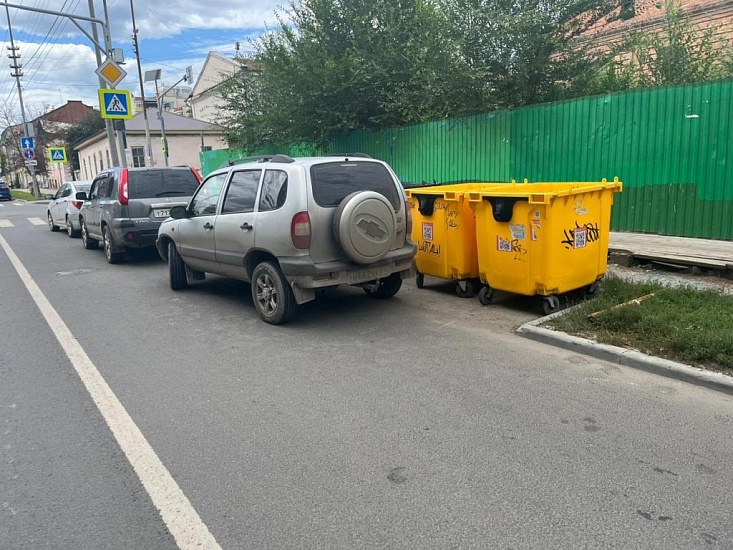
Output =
[
  {"x1": 240, "y1": 222, "x2": 252, "y2": 231},
  {"x1": 203, "y1": 222, "x2": 214, "y2": 230}
]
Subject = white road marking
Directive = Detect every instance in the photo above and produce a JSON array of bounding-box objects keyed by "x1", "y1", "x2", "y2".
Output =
[
  {"x1": 0, "y1": 220, "x2": 13, "y2": 228},
  {"x1": 0, "y1": 233, "x2": 221, "y2": 550},
  {"x1": 28, "y1": 217, "x2": 45, "y2": 226},
  {"x1": 12, "y1": 201, "x2": 23, "y2": 206}
]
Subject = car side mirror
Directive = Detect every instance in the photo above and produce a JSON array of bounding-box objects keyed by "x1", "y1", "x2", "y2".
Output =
[
  {"x1": 45, "y1": 194, "x2": 55, "y2": 200},
  {"x1": 169, "y1": 205, "x2": 188, "y2": 219},
  {"x1": 75, "y1": 191, "x2": 88, "y2": 200}
]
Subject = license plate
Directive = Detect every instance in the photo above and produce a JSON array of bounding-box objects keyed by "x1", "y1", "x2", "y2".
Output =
[
  {"x1": 347, "y1": 269, "x2": 383, "y2": 284},
  {"x1": 154, "y1": 209, "x2": 170, "y2": 218}
]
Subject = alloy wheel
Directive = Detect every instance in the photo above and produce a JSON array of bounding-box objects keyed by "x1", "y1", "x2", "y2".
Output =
[{"x1": 255, "y1": 273, "x2": 278, "y2": 315}]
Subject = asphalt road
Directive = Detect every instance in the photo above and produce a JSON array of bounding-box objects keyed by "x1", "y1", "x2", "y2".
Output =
[{"x1": 1, "y1": 200, "x2": 732, "y2": 549}]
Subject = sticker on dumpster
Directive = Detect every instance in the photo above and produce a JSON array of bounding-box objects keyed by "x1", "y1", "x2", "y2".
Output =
[
  {"x1": 497, "y1": 236, "x2": 512, "y2": 252},
  {"x1": 574, "y1": 227, "x2": 587, "y2": 248},
  {"x1": 510, "y1": 224, "x2": 526, "y2": 241},
  {"x1": 574, "y1": 200, "x2": 588, "y2": 216},
  {"x1": 531, "y1": 225, "x2": 538, "y2": 241},
  {"x1": 422, "y1": 222, "x2": 434, "y2": 242},
  {"x1": 533, "y1": 210, "x2": 541, "y2": 219}
]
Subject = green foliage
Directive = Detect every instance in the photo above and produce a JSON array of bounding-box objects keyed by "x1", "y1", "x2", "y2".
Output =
[
  {"x1": 218, "y1": 0, "x2": 616, "y2": 151},
  {"x1": 548, "y1": 276, "x2": 733, "y2": 370},
  {"x1": 64, "y1": 113, "x2": 105, "y2": 174},
  {"x1": 605, "y1": 0, "x2": 733, "y2": 89}
]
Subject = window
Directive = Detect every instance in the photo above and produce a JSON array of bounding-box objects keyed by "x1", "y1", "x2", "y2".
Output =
[
  {"x1": 201, "y1": 145, "x2": 212, "y2": 152},
  {"x1": 189, "y1": 173, "x2": 227, "y2": 217},
  {"x1": 54, "y1": 184, "x2": 68, "y2": 200},
  {"x1": 83, "y1": 158, "x2": 88, "y2": 180},
  {"x1": 106, "y1": 149, "x2": 111, "y2": 168},
  {"x1": 259, "y1": 170, "x2": 288, "y2": 212},
  {"x1": 61, "y1": 185, "x2": 73, "y2": 198},
  {"x1": 222, "y1": 170, "x2": 261, "y2": 214},
  {"x1": 89, "y1": 180, "x2": 101, "y2": 200},
  {"x1": 127, "y1": 169, "x2": 200, "y2": 199},
  {"x1": 98, "y1": 176, "x2": 113, "y2": 198},
  {"x1": 98, "y1": 151, "x2": 104, "y2": 170},
  {"x1": 132, "y1": 147, "x2": 145, "y2": 167},
  {"x1": 310, "y1": 161, "x2": 400, "y2": 210},
  {"x1": 93, "y1": 154, "x2": 98, "y2": 174}
]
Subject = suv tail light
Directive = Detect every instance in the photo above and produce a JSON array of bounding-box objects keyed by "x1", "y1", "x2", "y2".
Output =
[
  {"x1": 119, "y1": 168, "x2": 129, "y2": 205},
  {"x1": 72, "y1": 200, "x2": 83, "y2": 209},
  {"x1": 291, "y1": 211, "x2": 311, "y2": 249},
  {"x1": 405, "y1": 200, "x2": 412, "y2": 237},
  {"x1": 191, "y1": 167, "x2": 202, "y2": 182}
]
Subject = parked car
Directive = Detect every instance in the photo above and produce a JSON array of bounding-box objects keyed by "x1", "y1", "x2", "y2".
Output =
[
  {"x1": 77, "y1": 167, "x2": 202, "y2": 263},
  {"x1": 0, "y1": 181, "x2": 11, "y2": 201},
  {"x1": 157, "y1": 154, "x2": 416, "y2": 324},
  {"x1": 47, "y1": 180, "x2": 92, "y2": 237}
]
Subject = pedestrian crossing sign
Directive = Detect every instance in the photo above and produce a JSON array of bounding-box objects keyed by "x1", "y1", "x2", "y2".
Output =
[
  {"x1": 99, "y1": 88, "x2": 133, "y2": 119},
  {"x1": 49, "y1": 147, "x2": 67, "y2": 163}
]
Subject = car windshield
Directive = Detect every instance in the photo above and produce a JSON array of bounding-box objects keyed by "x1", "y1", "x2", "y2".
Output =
[
  {"x1": 310, "y1": 162, "x2": 401, "y2": 210},
  {"x1": 127, "y1": 169, "x2": 199, "y2": 199}
]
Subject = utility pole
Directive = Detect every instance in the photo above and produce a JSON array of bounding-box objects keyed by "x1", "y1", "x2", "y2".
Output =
[
  {"x1": 154, "y1": 78, "x2": 169, "y2": 166},
  {"x1": 87, "y1": 0, "x2": 119, "y2": 168},
  {"x1": 130, "y1": 0, "x2": 153, "y2": 167},
  {"x1": 5, "y1": 4, "x2": 39, "y2": 197},
  {"x1": 101, "y1": 0, "x2": 126, "y2": 167}
]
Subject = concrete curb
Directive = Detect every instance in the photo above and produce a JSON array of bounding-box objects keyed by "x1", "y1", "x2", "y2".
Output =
[{"x1": 517, "y1": 309, "x2": 733, "y2": 396}]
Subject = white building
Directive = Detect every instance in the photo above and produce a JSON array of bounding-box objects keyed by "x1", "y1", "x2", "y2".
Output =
[
  {"x1": 75, "y1": 108, "x2": 226, "y2": 178},
  {"x1": 189, "y1": 52, "x2": 241, "y2": 124}
]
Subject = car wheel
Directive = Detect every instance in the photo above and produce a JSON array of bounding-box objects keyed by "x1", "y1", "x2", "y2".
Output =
[
  {"x1": 47, "y1": 212, "x2": 59, "y2": 232},
  {"x1": 364, "y1": 272, "x2": 403, "y2": 299},
  {"x1": 81, "y1": 220, "x2": 98, "y2": 250},
  {"x1": 66, "y1": 216, "x2": 78, "y2": 238},
  {"x1": 333, "y1": 191, "x2": 397, "y2": 264},
  {"x1": 103, "y1": 226, "x2": 124, "y2": 264},
  {"x1": 168, "y1": 241, "x2": 188, "y2": 290},
  {"x1": 251, "y1": 261, "x2": 296, "y2": 325}
]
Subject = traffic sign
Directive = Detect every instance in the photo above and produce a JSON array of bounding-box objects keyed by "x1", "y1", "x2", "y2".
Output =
[
  {"x1": 21, "y1": 137, "x2": 34, "y2": 150},
  {"x1": 98, "y1": 88, "x2": 133, "y2": 119},
  {"x1": 96, "y1": 58, "x2": 127, "y2": 88},
  {"x1": 24, "y1": 160, "x2": 37, "y2": 166},
  {"x1": 22, "y1": 148, "x2": 35, "y2": 160},
  {"x1": 49, "y1": 147, "x2": 67, "y2": 163}
]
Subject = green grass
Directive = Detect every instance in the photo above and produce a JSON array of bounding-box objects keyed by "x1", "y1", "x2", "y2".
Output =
[
  {"x1": 10, "y1": 190, "x2": 43, "y2": 201},
  {"x1": 546, "y1": 276, "x2": 733, "y2": 371}
]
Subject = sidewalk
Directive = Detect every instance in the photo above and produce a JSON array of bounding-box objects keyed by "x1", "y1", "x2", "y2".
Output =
[{"x1": 609, "y1": 232, "x2": 733, "y2": 272}]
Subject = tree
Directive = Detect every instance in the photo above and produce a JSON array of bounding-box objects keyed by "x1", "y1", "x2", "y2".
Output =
[
  {"x1": 603, "y1": 0, "x2": 733, "y2": 89},
  {"x1": 218, "y1": 0, "x2": 617, "y2": 151},
  {"x1": 63, "y1": 112, "x2": 105, "y2": 177}
]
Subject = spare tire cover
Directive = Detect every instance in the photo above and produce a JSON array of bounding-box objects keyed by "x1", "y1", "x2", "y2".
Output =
[{"x1": 334, "y1": 191, "x2": 397, "y2": 264}]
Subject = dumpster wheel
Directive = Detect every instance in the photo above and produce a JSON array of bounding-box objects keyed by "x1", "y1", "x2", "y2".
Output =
[
  {"x1": 416, "y1": 271, "x2": 424, "y2": 289},
  {"x1": 478, "y1": 285, "x2": 493, "y2": 306},
  {"x1": 542, "y1": 295, "x2": 561, "y2": 315},
  {"x1": 455, "y1": 279, "x2": 475, "y2": 298}
]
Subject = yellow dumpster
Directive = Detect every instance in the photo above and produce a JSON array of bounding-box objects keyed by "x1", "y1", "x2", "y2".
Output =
[
  {"x1": 406, "y1": 183, "x2": 503, "y2": 297},
  {"x1": 467, "y1": 178, "x2": 623, "y2": 314}
]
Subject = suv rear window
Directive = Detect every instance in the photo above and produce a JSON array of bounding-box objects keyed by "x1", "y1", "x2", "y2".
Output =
[
  {"x1": 127, "y1": 169, "x2": 200, "y2": 199},
  {"x1": 310, "y1": 162, "x2": 401, "y2": 210}
]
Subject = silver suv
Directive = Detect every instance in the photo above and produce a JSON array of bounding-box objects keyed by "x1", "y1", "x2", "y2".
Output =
[{"x1": 156, "y1": 154, "x2": 416, "y2": 324}]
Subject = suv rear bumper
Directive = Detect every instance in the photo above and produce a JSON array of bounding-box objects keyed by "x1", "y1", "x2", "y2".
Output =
[
  {"x1": 280, "y1": 243, "x2": 416, "y2": 302},
  {"x1": 114, "y1": 219, "x2": 162, "y2": 249}
]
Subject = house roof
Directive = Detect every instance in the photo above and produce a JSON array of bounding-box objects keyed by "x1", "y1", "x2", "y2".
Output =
[
  {"x1": 74, "y1": 108, "x2": 224, "y2": 151},
  {"x1": 126, "y1": 107, "x2": 222, "y2": 132}
]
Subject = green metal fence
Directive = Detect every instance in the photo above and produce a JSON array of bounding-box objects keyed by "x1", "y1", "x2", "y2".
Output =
[{"x1": 201, "y1": 78, "x2": 733, "y2": 240}]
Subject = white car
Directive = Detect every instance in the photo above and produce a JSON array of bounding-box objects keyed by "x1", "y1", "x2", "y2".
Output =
[{"x1": 47, "y1": 180, "x2": 92, "y2": 237}]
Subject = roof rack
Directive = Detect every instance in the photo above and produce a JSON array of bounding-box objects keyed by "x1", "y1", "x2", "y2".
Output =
[
  {"x1": 268, "y1": 154, "x2": 295, "y2": 163},
  {"x1": 328, "y1": 153, "x2": 372, "y2": 159}
]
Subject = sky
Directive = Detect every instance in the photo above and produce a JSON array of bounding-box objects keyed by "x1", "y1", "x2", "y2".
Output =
[{"x1": 0, "y1": 0, "x2": 283, "y2": 123}]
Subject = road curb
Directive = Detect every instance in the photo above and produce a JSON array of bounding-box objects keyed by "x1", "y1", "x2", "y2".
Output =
[{"x1": 517, "y1": 309, "x2": 733, "y2": 396}]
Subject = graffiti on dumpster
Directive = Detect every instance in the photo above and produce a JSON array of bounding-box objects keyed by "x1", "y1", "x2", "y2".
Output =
[
  {"x1": 561, "y1": 221, "x2": 600, "y2": 249},
  {"x1": 419, "y1": 241, "x2": 441, "y2": 255},
  {"x1": 498, "y1": 236, "x2": 528, "y2": 261},
  {"x1": 445, "y1": 208, "x2": 459, "y2": 230}
]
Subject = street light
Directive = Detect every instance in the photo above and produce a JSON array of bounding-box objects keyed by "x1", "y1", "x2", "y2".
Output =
[
  {"x1": 144, "y1": 69, "x2": 168, "y2": 166},
  {"x1": 144, "y1": 66, "x2": 192, "y2": 168}
]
